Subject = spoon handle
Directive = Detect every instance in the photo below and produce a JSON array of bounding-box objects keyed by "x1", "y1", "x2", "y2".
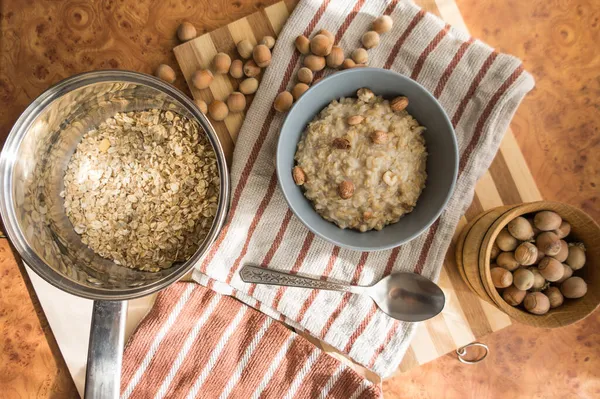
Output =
[{"x1": 240, "y1": 264, "x2": 365, "y2": 294}]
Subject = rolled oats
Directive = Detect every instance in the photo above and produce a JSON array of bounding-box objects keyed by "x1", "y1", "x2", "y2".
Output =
[{"x1": 63, "y1": 109, "x2": 219, "y2": 271}]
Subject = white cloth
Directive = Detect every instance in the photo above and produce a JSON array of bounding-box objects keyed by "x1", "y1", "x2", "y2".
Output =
[{"x1": 192, "y1": 0, "x2": 534, "y2": 377}]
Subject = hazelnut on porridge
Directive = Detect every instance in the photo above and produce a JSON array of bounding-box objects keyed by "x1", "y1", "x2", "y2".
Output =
[{"x1": 293, "y1": 88, "x2": 427, "y2": 232}]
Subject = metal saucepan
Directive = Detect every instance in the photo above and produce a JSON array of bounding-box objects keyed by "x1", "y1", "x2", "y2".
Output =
[{"x1": 0, "y1": 71, "x2": 230, "y2": 398}]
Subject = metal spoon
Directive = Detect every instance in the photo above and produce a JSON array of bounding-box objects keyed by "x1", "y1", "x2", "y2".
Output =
[{"x1": 239, "y1": 264, "x2": 445, "y2": 322}]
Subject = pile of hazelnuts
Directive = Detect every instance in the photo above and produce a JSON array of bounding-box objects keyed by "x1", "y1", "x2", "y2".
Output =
[
  {"x1": 273, "y1": 15, "x2": 394, "y2": 113},
  {"x1": 154, "y1": 21, "x2": 276, "y2": 122},
  {"x1": 490, "y1": 210, "x2": 588, "y2": 315}
]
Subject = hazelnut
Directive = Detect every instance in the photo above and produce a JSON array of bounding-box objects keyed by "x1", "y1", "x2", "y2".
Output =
[
  {"x1": 551, "y1": 240, "x2": 569, "y2": 262},
  {"x1": 363, "y1": 211, "x2": 373, "y2": 220},
  {"x1": 538, "y1": 257, "x2": 564, "y2": 282},
  {"x1": 382, "y1": 171, "x2": 398, "y2": 186},
  {"x1": 208, "y1": 100, "x2": 228, "y2": 121},
  {"x1": 230, "y1": 59, "x2": 244, "y2": 79},
  {"x1": 566, "y1": 244, "x2": 586, "y2": 270},
  {"x1": 528, "y1": 217, "x2": 541, "y2": 236},
  {"x1": 342, "y1": 59, "x2": 356, "y2": 69},
  {"x1": 351, "y1": 48, "x2": 368, "y2": 64},
  {"x1": 192, "y1": 69, "x2": 214, "y2": 90},
  {"x1": 371, "y1": 130, "x2": 388, "y2": 144},
  {"x1": 310, "y1": 34, "x2": 333, "y2": 56},
  {"x1": 391, "y1": 96, "x2": 409, "y2": 112},
  {"x1": 544, "y1": 286, "x2": 564, "y2": 308},
  {"x1": 357, "y1": 88, "x2": 375, "y2": 102},
  {"x1": 560, "y1": 276, "x2": 587, "y2": 299},
  {"x1": 372, "y1": 15, "x2": 393, "y2": 34},
  {"x1": 332, "y1": 137, "x2": 351, "y2": 149},
  {"x1": 194, "y1": 99, "x2": 208, "y2": 114},
  {"x1": 326, "y1": 46, "x2": 345, "y2": 68},
  {"x1": 503, "y1": 285, "x2": 526, "y2": 306},
  {"x1": 496, "y1": 228, "x2": 518, "y2": 251},
  {"x1": 177, "y1": 22, "x2": 197, "y2": 42},
  {"x1": 253, "y1": 44, "x2": 272, "y2": 68},
  {"x1": 536, "y1": 231, "x2": 561, "y2": 256},
  {"x1": 292, "y1": 166, "x2": 306, "y2": 185},
  {"x1": 490, "y1": 241, "x2": 501, "y2": 261},
  {"x1": 304, "y1": 55, "x2": 326, "y2": 71},
  {"x1": 347, "y1": 115, "x2": 364, "y2": 125},
  {"x1": 535, "y1": 247, "x2": 545, "y2": 263},
  {"x1": 295, "y1": 35, "x2": 310, "y2": 54},
  {"x1": 291, "y1": 83, "x2": 309, "y2": 100},
  {"x1": 260, "y1": 36, "x2": 276, "y2": 49},
  {"x1": 155, "y1": 64, "x2": 176, "y2": 83},
  {"x1": 534, "y1": 211, "x2": 562, "y2": 231},
  {"x1": 497, "y1": 252, "x2": 519, "y2": 271},
  {"x1": 237, "y1": 39, "x2": 254, "y2": 59},
  {"x1": 491, "y1": 267, "x2": 513, "y2": 288},
  {"x1": 514, "y1": 242, "x2": 538, "y2": 266},
  {"x1": 361, "y1": 31, "x2": 380, "y2": 49},
  {"x1": 213, "y1": 52, "x2": 232, "y2": 74},
  {"x1": 297, "y1": 67, "x2": 313, "y2": 84},
  {"x1": 273, "y1": 91, "x2": 293, "y2": 112},
  {"x1": 227, "y1": 91, "x2": 246, "y2": 113},
  {"x1": 338, "y1": 180, "x2": 355, "y2": 199},
  {"x1": 528, "y1": 267, "x2": 547, "y2": 290},
  {"x1": 243, "y1": 60, "x2": 261, "y2": 78},
  {"x1": 553, "y1": 221, "x2": 571, "y2": 239},
  {"x1": 524, "y1": 292, "x2": 550, "y2": 315},
  {"x1": 315, "y1": 29, "x2": 335, "y2": 43},
  {"x1": 508, "y1": 217, "x2": 534, "y2": 241},
  {"x1": 512, "y1": 268, "x2": 534, "y2": 291},
  {"x1": 556, "y1": 263, "x2": 573, "y2": 283},
  {"x1": 239, "y1": 78, "x2": 259, "y2": 94}
]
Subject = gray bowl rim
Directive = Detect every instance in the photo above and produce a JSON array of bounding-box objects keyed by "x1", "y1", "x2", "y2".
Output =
[{"x1": 276, "y1": 67, "x2": 458, "y2": 252}]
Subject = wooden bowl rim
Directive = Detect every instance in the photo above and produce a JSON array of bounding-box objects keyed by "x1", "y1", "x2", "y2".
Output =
[
  {"x1": 455, "y1": 210, "x2": 492, "y2": 294},
  {"x1": 480, "y1": 201, "x2": 600, "y2": 327}
]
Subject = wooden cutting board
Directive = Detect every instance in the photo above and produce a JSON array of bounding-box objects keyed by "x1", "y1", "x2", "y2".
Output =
[{"x1": 172, "y1": 0, "x2": 542, "y2": 376}]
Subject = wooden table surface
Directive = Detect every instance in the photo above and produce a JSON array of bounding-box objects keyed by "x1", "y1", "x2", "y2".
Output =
[{"x1": 0, "y1": 0, "x2": 598, "y2": 398}]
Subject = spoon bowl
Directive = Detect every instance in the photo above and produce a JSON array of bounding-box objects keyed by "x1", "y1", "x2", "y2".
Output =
[{"x1": 367, "y1": 273, "x2": 445, "y2": 322}]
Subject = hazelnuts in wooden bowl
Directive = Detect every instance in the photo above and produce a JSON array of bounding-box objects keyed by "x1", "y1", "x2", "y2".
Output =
[{"x1": 456, "y1": 201, "x2": 600, "y2": 328}]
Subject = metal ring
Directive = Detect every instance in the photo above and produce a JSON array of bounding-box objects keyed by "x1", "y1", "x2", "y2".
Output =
[{"x1": 456, "y1": 342, "x2": 489, "y2": 364}]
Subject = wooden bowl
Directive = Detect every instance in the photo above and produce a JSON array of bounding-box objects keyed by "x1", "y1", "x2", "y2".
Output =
[{"x1": 458, "y1": 201, "x2": 600, "y2": 328}]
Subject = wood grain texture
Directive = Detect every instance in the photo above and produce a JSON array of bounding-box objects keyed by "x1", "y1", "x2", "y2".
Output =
[
  {"x1": 0, "y1": 240, "x2": 79, "y2": 398},
  {"x1": 0, "y1": 1, "x2": 282, "y2": 397},
  {"x1": 0, "y1": 0, "x2": 598, "y2": 397},
  {"x1": 383, "y1": 0, "x2": 600, "y2": 397},
  {"x1": 384, "y1": 311, "x2": 600, "y2": 398},
  {"x1": 456, "y1": 0, "x2": 600, "y2": 223}
]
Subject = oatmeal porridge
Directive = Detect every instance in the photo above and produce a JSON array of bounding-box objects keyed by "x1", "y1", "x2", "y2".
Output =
[
  {"x1": 293, "y1": 88, "x2": 427, "y2": 232},
  {"x1": 63, "y1": 109, "x2": 219, "y2": 271}
]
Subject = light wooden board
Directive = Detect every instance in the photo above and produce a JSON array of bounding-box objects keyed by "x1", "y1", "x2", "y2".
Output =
[{"x1": 173, "y1": 0, "x2": 540, "y2": 376}]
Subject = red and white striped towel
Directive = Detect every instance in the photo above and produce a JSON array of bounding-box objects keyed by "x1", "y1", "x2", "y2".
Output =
[
  {"x1": 121, "y1": 283, "x2": 381, "y2": 398},
  {"x1": 193, "y1": 0, "x2": 534, "y2": 377}
]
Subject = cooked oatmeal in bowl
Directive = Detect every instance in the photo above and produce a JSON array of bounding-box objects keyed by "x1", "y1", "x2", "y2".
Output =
[
  {"x1": 293, "y1": 88, "x2": 427, "y2": 232},
  {"x1": 276, "y1": 68, "x2": 457, "y2": 251}
]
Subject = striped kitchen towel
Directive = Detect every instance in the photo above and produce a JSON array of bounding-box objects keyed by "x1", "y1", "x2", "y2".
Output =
[
  {"x1": 193, "y1": 0, "x2": 535, "y2": 377},
  {"x1": 121, "y1": 283, "x2": 381, "y2": 398}
]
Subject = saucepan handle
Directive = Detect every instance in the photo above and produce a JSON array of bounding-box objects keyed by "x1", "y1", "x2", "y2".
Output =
[{"x1": 84, "y1": 300, "x2": 128, "y2": 399}]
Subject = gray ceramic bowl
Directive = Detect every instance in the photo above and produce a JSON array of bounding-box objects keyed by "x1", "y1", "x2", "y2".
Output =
[{"x1": 276, "y1": 68, "x2": 458, "y2": 251}]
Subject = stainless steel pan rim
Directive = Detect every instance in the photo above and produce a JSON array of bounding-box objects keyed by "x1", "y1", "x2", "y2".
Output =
[{"x1": 0, "y1": 70, "x2": 230, "y2": 301}]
